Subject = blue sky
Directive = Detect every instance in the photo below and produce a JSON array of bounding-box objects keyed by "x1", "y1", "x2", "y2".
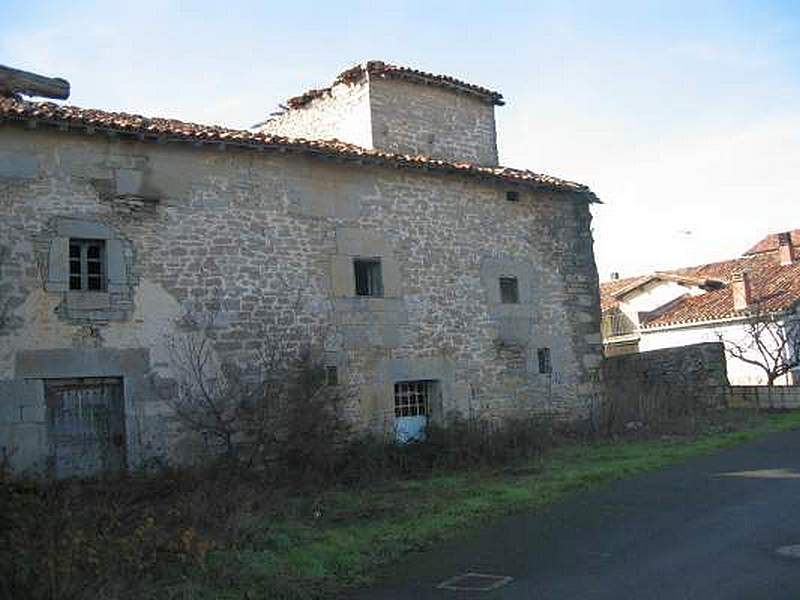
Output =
[{"x1": 3, "y1": 0, "x2": 800, "y2": 278}]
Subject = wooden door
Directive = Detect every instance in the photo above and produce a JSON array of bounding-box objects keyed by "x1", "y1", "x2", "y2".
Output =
[{"x1": 45, "y1": 378, "x2": 126, "y2": 478}]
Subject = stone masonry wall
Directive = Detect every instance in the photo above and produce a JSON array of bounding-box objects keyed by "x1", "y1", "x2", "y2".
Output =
[
  {"x1": 0, "y1": 125, "x2": 602, "y2": 474},
  {"x1": 603, "y1": 342, "x2": 730, "y2": 417},
  {"x1": 259, "y1": 80, "x2": 373, "y2": 148},
  {"x1": 259, "y1": 76, "x2": 499, "y2": 167},
  {"x1": 369, "y1": 78, "x2": 499, "y2": 166}
]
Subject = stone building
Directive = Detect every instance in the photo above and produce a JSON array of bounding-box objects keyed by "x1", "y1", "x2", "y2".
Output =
[{"x1": 0, "y1": 61, "x2": 603, "y2": 477}]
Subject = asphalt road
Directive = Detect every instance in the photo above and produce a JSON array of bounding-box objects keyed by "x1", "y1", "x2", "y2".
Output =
[{"x1": 354, "y1": 430, "x2": 800, "y2": 600}]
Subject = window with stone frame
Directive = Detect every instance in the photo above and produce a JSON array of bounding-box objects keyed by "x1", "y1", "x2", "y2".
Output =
[
  {"x1": 354, "y1": 257, "x2": 384, "y2": 297},
  {"x1": 394, "y1": 380, "x2": 432, "y2": 417},
  {"x1": 44, "y1": 219, "x2": 132, "y2": 322},
  {"x1": 499, "y1": 276, "x2": 519, "y2": 304},
  {"x1": 69, "y1": 239, "x2": 107, "y2": 291}
]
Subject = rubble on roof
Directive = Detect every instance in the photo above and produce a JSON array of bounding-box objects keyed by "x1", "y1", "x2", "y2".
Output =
[{"x1": 286, "y1": 60, "x2": 505, "y2": 109}]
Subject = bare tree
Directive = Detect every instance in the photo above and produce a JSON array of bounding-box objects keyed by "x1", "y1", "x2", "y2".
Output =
[
  {"x1": 165, "y1": 306, "x2": 294, "y2": 461},
  {"x1": 718, "y1": 309, "x2": 800, "y2": 386},
  {"x1": 164, "y1": 302, "x2": 350, "y2": 473}
]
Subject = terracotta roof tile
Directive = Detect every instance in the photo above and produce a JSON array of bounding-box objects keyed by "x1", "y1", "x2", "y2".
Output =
[
  {"x1": 600, "y1": 247, "x2": 800, "y2": 328},
  {"x1": 0, "y1": 97, "x2": 597, "y2": 200},
  {"x1": 600, "y1": 275, "x2": 651, "y2": 311},
  {"x1": 744, "y1": 229, "x2": 800, "y2": 255},
  {"x1": 286, "y1": 60, "x2": 505, "y2": 109}
]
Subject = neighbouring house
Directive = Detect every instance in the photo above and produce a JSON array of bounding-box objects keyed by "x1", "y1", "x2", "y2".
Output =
[
  {"x1": 0, "y1": 61, "x2": 604, "y2": 477},
  {"x1": 601, "y1": 230, "x2": 800, "y2": 385}
]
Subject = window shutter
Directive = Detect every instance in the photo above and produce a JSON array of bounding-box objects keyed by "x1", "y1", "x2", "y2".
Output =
[
  {"x1": 45, "y1": 237, "x2": 69, "y2": 292},
  {"x1": 106, "y1": 239, "x2": 127, "y2": 292}
]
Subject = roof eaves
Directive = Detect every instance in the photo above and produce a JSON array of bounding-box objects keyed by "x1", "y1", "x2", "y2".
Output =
[{"x1": 0, "y1": 99, "x2": 598, "y2": 201}]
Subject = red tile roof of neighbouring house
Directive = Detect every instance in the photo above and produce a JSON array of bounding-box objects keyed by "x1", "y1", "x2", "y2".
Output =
[
  {"x1": 600, "y1": 231, "x2": 800, "y2": 329},
  {"x1": 0, "y1": 97, "x2": 598, "y2": 200},
  {"x1": 744, "y1": 229, "x2": 800, "y2": 255},
  {"x1": 285, "y1": 60, "x2": 505, "y2": 109}
]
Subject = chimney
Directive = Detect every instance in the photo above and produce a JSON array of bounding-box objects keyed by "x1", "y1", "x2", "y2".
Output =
[
  {"x1": 732, "y1": 271, "x2": 751, "y2": 311},
  {"x1": 778, "y1": 231, "x2": 794, "y2": 266}
]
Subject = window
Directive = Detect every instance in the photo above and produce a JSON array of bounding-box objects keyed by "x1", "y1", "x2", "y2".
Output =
[
  {"x1": 499, "y1": 276, "x2": 519, "y2": 304},
  {"x1": 394, "y1": 380, "x2": 432, "y2": 417},
  {"x1": 69, "y1": 239, "x2": 106, "y2": 291},
  {"x1": 354, "y1": 258, "x2": 383, "y2": 297},
  {"x1": 325, "y1": 366, "x2": 338, "y2": 386},
  {"x1": 538, "y1": 347, "x2": 552, "y2": 374},
  {"x1": 506, "y1": 190, "x2": 520, "y2": 202}
]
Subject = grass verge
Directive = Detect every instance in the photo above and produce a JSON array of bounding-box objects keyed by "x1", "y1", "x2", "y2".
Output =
[{"x1": 190, "y1": 411, "x2": 800, "y2": 599}]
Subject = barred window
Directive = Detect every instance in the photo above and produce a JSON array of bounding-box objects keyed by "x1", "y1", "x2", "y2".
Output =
[
  {"x1": 69, "y1": 239, "x2": 106, "y2": 291},
  {"x1": 354, "y1": 258, "x2": 383, "y2": 297},
  {"x1": 394, "y1": 380, "x2": 433, "y2": 417}
]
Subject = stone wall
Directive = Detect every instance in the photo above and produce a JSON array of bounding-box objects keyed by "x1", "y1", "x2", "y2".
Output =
[
  {"x1": 603, "y1": 342, "x2": 730, "y2": 418},
  {"x1": 369, "y1": 78, "x2": 498, "y2": 166},
  {"x1": 259, "y1": 80, "x2": 373, "y2": 148},
  {"x1": 0, "y1": 125, "x2": 602, "y2": 475},
  {"x1": 727, "y1": 386, "x2": 800, "y2": 409},
  {"x1": 259, "y1": 77, "x2": 499, "y2": 166}
]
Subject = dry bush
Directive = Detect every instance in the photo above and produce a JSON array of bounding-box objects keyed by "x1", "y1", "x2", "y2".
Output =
[
  {"x1": 336, "y1": 415, "x2": 556, "y2": 483},
  {"x1": 0, "y1": 476, "x2": 214, "y2": 600}
]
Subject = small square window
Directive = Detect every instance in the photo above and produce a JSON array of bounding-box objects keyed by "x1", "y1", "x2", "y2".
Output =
[
  {"x1": 68, "y1": 239, "x2": 106, "y2": 292},
  {"x1": 506, "y1": 190, "x2": 520, "y2": 202},
  {"x1": 325, "y1": 366, "x2": 338, "y2": 386},
  {"x1": 538, "y1": 347, "x2": 552, "y2": 374},
  {"x1": 354, "y1": 258, "x2": 383, "y2": 297},
  {"x1": 499, "y1": 276, "x2": 519, "y2": 304}
]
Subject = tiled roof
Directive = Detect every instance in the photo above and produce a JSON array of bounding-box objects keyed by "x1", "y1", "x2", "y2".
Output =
[
  {"x1": 286, "y1": 60, "x2": 505, "y2": 109},
  {"x1": 744, "y1": 229, "x2": 800, "y2": 255},
  {"x1": 0, "y1": 97, "x2": 597, "y2": 200},
  {"x1": 600, "y1": 275, "x2": 651, "y2": 311},
  {"x1": 600, "y1": 239, "x2": 800, "y2": 329}
]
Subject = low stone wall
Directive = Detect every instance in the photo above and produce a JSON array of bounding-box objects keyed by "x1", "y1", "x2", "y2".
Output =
[
  {"x1": 601, "y1": 342, "x2": 730, "y2": 428},
  {"x1": 726, "y1": 386, "x2": 800, "y2": 410},
  {"x1": 604, "y1": 342, "x2": 729, "y2": 402}
]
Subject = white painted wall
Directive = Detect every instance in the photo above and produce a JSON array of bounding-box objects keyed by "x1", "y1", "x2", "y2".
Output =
[
  {"x1": 617, "y1": 280, "x2": 703, "y2": 323},
  {"x1": 640, "y1": 320, "x2": 795, "y2": 385}
]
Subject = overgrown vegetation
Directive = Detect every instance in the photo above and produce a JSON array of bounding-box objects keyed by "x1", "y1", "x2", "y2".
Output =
[{"x1": 3, "y1": 404, "x2": 799, "y2": 600}]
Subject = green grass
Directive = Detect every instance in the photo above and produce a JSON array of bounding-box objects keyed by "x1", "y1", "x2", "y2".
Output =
[{"x1": 189, "y1": 411, "x2": 800, "y2": 599}]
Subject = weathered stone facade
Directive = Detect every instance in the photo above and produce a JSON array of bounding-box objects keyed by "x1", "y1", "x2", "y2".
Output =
[
  {"x1": 261, "y1": 67, "x2": 499, "y2": 166},
  {"x1": 0, "y1": 65, "x2": 602, "y2": 476}
]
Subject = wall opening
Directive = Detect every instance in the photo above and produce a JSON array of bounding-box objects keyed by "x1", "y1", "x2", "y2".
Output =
[
  {"x1": 394, "y1": 379, "x2": 437, "y2": 443},
  {"x1": 354, "y1": 257, "x2": 384, "y2": 297},
  {"x1": 537, "y1": 347, "x2": 552, "y2": 374},
  {"x1": 69, "y1": 238, "x2": 107, "y2": 291},
  {"x1": 499, "y1": 276, "x2": 519, "y2": 304}
]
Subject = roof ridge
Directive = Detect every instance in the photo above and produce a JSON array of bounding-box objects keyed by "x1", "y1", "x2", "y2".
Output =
[{"x1": 285, "y1": 60, "x2": 505, "y2": 109}]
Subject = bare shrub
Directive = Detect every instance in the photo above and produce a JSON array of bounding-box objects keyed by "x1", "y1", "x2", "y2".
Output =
[
  {"x1": 165, "y1": 306, "x2": 354, "y2": 483},
  {"x1": 336, "y1": 415, "x2": 555, "y2": 484},
  {"x1": 718, "y1": 308, "x2": 800, "y2": 386}
]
